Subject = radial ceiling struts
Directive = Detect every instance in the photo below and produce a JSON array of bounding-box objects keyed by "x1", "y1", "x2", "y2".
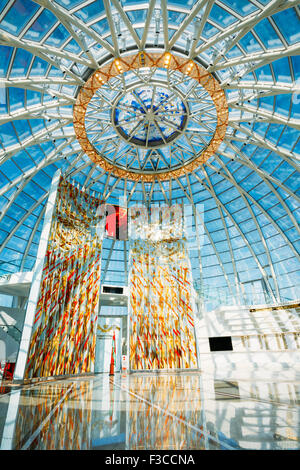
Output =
[
  {"x1": 112, "y1": 84, "x2": 189, "y2": 149},
  {"x1": 73, "y1": 51, "x2": 228, "y2": 181},
  {"x1": 0, "y1": 0, "x2": 299, "y2": 308}
]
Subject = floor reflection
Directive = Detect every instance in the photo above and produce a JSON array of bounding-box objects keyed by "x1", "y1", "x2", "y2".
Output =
[
  {"x1": 125, "y1": 373, "x2": 206, "y2": 450},
  {"x1": 13, "y1": 380, "x2": 93, "y2": 450},
  {"x1": 0, "y1": 369, "x2": 299, "y2": 450}
]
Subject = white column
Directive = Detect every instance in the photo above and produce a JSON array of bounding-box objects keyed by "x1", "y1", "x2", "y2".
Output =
[
  {"x1": 13, "y1": 170, "x2": 61, "y2": 381},
  {"x1": 0, "y1": 390, "x2": 21, "y2": 450}
]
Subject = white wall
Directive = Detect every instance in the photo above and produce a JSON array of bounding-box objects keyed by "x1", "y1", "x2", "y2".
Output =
[{"x1": 195, "y1": 304, "x2": 300, "y2": 373}]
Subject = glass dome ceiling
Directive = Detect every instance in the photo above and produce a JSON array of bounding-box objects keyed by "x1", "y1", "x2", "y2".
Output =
[
  {"x1": 0, "y1": 0, "x2": 299, "y2": 310},
  {"x1": 112, "y1": 83, "x2": 189, "y2": 149}
]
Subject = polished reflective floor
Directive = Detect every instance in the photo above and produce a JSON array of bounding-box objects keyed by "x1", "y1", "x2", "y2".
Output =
[{"x1": 0, "y1": 368, "x2": 300, "y2": 450}]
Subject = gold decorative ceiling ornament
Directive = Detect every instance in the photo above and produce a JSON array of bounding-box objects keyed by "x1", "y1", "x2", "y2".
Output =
[{"x1": 73, "y1": 51, "x2": 228, "y2": 182}]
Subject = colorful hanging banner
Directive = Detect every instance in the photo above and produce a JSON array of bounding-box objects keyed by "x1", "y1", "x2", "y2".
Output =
[
  {"x1": 24, "y1": 178, "x2": 105, "y2": 378},
  {"x1": 128, "y1": 207, "x2": 198, "y2": 370}
]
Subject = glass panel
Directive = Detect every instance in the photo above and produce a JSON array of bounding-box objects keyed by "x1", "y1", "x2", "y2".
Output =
[
  {"x1": 91, "y1": 18, "x2": 110, "y2": 36},
  {"x1": 254, "y1": 18, "x2": 283, "y2": 49},
  {"x1": 0, "y1": 0, "x2": 39, "y2": 36},
  {"x1": 255, "y1": 64, "x2": 274, "y2": 82},
  {"x1": 239, "y1": 32, "x2": 264, "y2": 53},
  {"x1": 10, "y1": 49, "x2": 33, "y2": 77},
  {"x1": 23, "y1": 9, "x2": 58, "y2": 42},
  {"x1": 13, "y1": 120, "x2": 32, "y2": 141},
  {"x1": 26, "y1": 90, "x2": 42, "y2": 107},
  {"x1": 168, "y1": 0, "x2": 198, "y2": 8},
  {"x1": 209, "y1": 4, "x2": 238, "y2": 28},
  {"x1": 0, "y1": 122, "x2": 18, "y2": 146},
  {"x1": 202, "y1": 22, "x2": 220, "y2": 39},
  {"x1": 168, "y1": 10, "x2": 186, "y2": 26},
  {"x1": 127, "y1": 9, "x2": 148, "y2": 24},
  {"x1": 0, "y1": 46, "x2": 13, "y2": 77},
  {"x1": 272, "y1": 57, "x2": 292, "y2": 83},
  {"x1": 12, "y1": 151, "x2": 35, "y2": 172},
  {"x1": 277, "y1": 127, "x2": 299, "y2": 151},
  {"x1": 29, "y1": 56, "x2": 49, "y2": 77},
  {"x1": 8, "y1": 87, "x2": 24, "y2": 112},
  {"x1": 54, "y1": 0, "x2": 84, "y2": 9},
  {"x1": 219, "y1": 0, "x2": 258, "y2": 17},
  {"x1": 0, "y1": 86, "x2": 6, "y2": 113},
  {"x1": 64, "y1": 38, "x2": 82, "y2": 54},
  {"x1": 44, "y1": 23, "x2": 70, "y2": 47},
  {"x1": 74, "y1": 1, "x2": 105, "y2": 23},
  {"x1": 272, "y1": 8, "x2": 300, "y2": 45},
  {"x1": 275, "y1": 95, "x2": 292, "y2": 117}
]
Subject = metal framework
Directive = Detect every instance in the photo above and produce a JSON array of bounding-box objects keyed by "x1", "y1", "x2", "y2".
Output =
[
  {"x1": 0, "y1": 0, "x2": 299, "y2": 306},
  {"x1": 73, "y1": 51, "x2": 228, "y2": 181}
]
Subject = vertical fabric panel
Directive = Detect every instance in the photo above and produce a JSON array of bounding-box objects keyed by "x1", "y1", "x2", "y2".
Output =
[
  {"x1": 24, "y1": 178, "x2": 104, "y2": 378},
  {"x1": 129, "y1": 215, "x2": 198, "y2": 370}
]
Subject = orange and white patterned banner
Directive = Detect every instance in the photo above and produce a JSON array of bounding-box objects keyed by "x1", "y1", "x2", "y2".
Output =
[
  {"x1": 129, "y1": 210, "x2": 198, "y2": 370},
  {"x1": 24, "y1": 178, "x2": 105, "y2": 378}
]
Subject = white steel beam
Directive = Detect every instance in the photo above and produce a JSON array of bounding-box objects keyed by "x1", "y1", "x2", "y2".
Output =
[
  {"x1": 227, "y1": 123, "x2": 300, "y2": 165},
  {"x1": 0, "y1": 30, "x2": 91, "y2": 70},
  {"x1": 140, "y1": 0, "x2": 156, "y2": 49},
  {"x1": 0, "y1": 78, "x2": 76, "y2": 103},
  {"x1": 192, "y1": 169, "x2": 278, "y2": 300},
  {"x1": 0, "y1": 102, "x2": 72, "y2": 124},
  {"x1": 202, "y1": 167, "x2": 242, "y2": 300},
  {"x1": 210, "y1": 44, "x2": 300, "y2": 74},
  {"x1": 161, "y1": 0, "x2": 170, "y2": 51},
  {"x1": 110, "y1": 0, "x2": 141, "y2": 50},
  {"x1": 189, "y1": 0, "x2": 215, "y2": 58},
  {"x1": 205, "y1": 160, "x2": 300, "y2": 261},
  {"x1": 229, "y1": 103, "x2": 300, "y2": 130},
  {"x1": 104, "y1": 0, "x2": 120, "y2": 56},
  {"x1": 175, "y1": 176, "x2": 235, "y2": 297},
  {"x1": 0, "y1": 138, "x2": 78, "y2": 197},
  {"x1": 224, "y1": 82, "x2": 300, "y2": 98},
  {"x1": 217, "y1": 148, "x2": 300, "y2": 204},
  {"x1": 0, "y1": 120, "x2": 74, "y2": 163},
  {"x1": 169, "y1": 0, "x2": 207, "y2": 49},
  {"x1": 31, "y1": 0, "x2": 115, "y2": 56},
  {"x1": 193, "y1": 0, "x2": 299, "y2": 58}
]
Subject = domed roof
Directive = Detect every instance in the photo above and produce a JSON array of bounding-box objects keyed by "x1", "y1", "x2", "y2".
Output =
[{"x1": 0, "y1": 0, "x2": 299, "y2": 310}]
